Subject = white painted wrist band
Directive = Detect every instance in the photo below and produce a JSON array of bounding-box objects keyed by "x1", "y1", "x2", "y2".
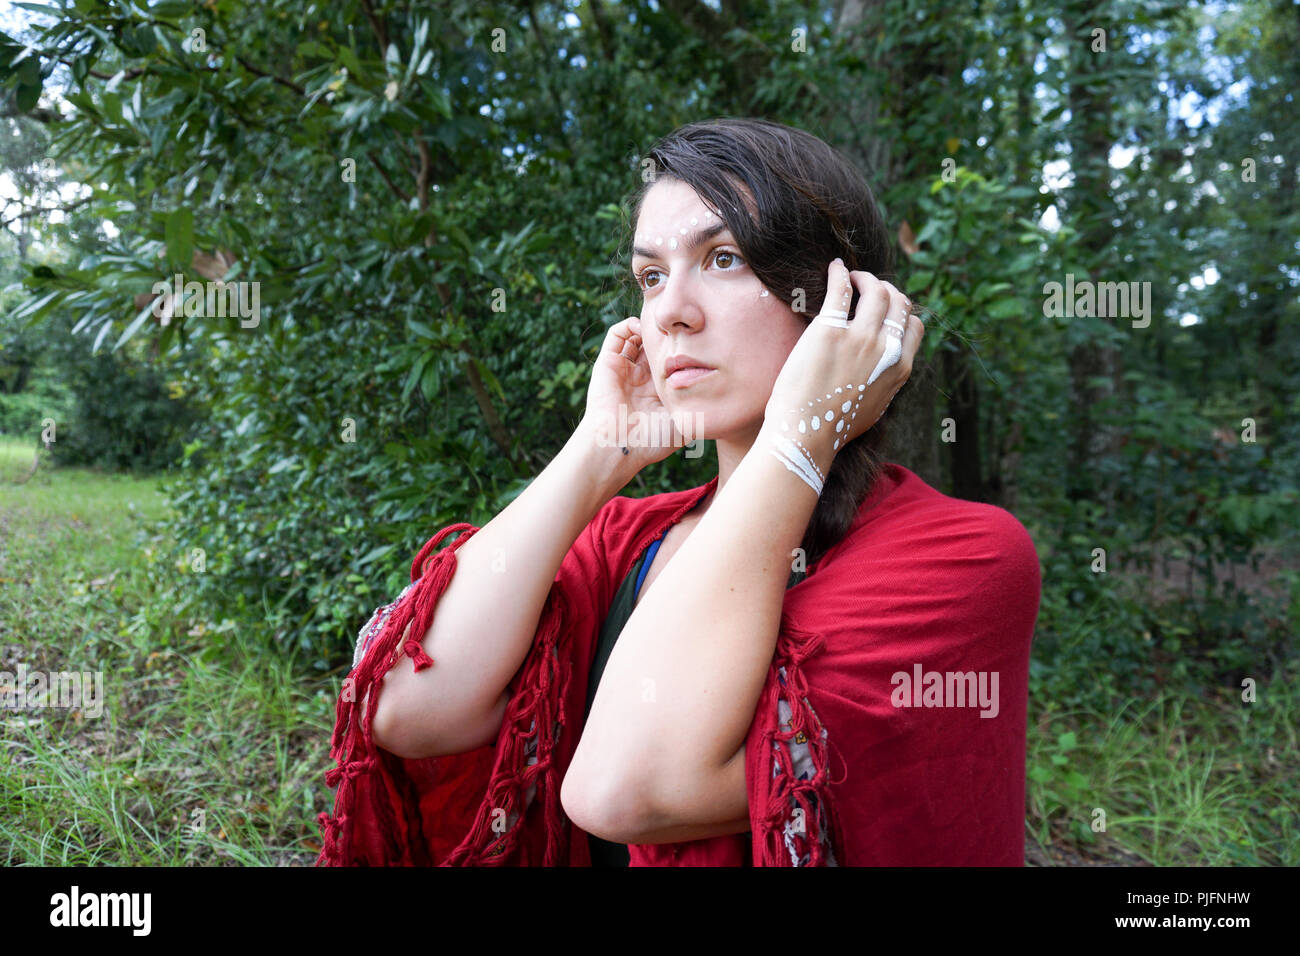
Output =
[
  {"x1": 769, "y1": 444, "x2": 822, "y2": 496},
  {"x1": 769, "y1": 434, "x2": 823, "y2": 496},
  {"x1": 782, "y1": 434, "x2": 824, "y2": 482}
]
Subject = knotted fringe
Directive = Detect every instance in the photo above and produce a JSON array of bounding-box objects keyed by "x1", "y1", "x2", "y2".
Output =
[
  {"x1": 441, "y1": 587, "x2": 571, "y2": 865},
  {"x1": 755, "y1": 618, "x2": 844, "y2": 867},
  {"x1": 317, "y1": 522, "x2": 577, "y2": 866}
]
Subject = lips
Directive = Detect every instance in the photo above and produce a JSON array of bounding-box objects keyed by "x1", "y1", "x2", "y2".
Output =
[
  {"x1": 663, "y1": 355, "x2": 715, "y2": 389},
  {"x1": 666, "y1": 366, "x2": 714, "y2": 387},
  {"x1": 663, "y1": 355, "x2": 714, "y2": 377}
]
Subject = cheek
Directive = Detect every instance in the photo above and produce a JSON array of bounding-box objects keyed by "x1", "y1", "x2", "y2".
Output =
[{"x1": 743, "y1": 308, "x2": 804, "y2": 379}]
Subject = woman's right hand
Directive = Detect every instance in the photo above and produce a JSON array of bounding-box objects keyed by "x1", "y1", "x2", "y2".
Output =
[{"x1": 578, "y1": 316, "x2": 692, "y2": 474}]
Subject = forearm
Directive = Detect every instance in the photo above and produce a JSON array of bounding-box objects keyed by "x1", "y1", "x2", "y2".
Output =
[
  {"x1": 578, "y1": 745, "x2": 751, "y2": 845},
  {"x1": 568, "y1": 423, "x2": 814, "y2": 814},
  {"x1": 374, "y1": 424, "x2": 634, "y2": 757}
]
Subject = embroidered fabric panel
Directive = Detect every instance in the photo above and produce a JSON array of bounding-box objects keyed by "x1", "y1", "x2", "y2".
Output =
[
  {"x1": 352, "y1": 581, "x2": 417, "y2": 670},
  {"x1": 773, "y1": 665, "x2": 838, "y2": 867}
]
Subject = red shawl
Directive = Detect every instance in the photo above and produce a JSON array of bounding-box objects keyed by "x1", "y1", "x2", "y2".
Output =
[{"x1": 316, "y1": 463, "x2": 1041, "y2": 866}]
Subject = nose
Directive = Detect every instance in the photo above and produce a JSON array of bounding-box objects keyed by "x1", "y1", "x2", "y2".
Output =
[{"x1": 648, "y1": 266, "x2": 705, "y2": 337}]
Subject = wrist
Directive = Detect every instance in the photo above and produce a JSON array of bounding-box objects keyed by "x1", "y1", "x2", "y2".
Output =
[
  {"x1": 757, "y1": 417, "x2": 836, "y2": 490},
  {"x1": 564, "y1": 420, "x2": 640, "y2": 499}
]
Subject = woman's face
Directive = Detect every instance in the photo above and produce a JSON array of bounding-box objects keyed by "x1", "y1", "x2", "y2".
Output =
[{"x1": 630, "y1": 178, "x2": 807, "y2": 443}]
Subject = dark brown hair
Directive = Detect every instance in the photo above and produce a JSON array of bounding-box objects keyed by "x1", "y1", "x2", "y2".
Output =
[{"x1": 620, "y1": 117, "x2": 905, "y2": 567}]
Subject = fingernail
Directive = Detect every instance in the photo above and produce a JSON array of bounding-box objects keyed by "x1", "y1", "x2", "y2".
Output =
[{"x1": 832, "y1": 257, "x2": 844, "y2": 268}]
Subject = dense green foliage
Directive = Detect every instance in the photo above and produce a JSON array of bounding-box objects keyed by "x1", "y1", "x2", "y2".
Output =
[{"x1": 2, "y1": 0, "x2": 1296, "y2": 763}]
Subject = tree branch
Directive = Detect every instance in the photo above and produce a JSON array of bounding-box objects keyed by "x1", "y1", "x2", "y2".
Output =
[
  {"x1": 366, "y1": 150, "x2": 411, "y2": 203},
  {"x1": 359, "y1": 0, "x2": 389, "y2": 52},
  {"x1": 0, "y1": 194, "x2": 95, "y2": 229},
  {"x1": 235, "y1": 56, "x2": 306, "y2": 95},
  {"x1": 0, "y1": 105, "x2": 61, "y2": 123}
]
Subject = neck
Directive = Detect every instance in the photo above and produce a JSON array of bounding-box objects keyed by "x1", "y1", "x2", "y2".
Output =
[
  {"x1": 700, "y1": 420, "x2": 765, "y2": 514},
  {"x1": 716, "y1": 426, "x2": 758, "y2": 490}
]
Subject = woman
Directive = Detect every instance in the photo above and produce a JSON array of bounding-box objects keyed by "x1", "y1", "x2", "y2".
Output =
[{"x1": 317, "y1": 118, "x2": 1041, "y2": 867}]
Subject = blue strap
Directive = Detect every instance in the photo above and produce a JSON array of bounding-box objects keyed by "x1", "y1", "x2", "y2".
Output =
[{"x1": 634, "y1": 534, "x2": 666, "y2": 598}]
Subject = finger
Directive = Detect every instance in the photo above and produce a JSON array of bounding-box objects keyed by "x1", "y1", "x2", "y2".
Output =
[
  {"x1": 848, "y1": 272, "x2": 900, "y2": 386},
  {"x1": 846, "y1": 270, "x2": 891, "y2": 345},
  {"x1": 877, "y1": 282, "x2": 919, "y2": 377},
  {"x1": 813, "y1": 259, "x2": 854, "y2": 329},
  {"x1": 898, "y1": 299, "x2": 924, "y2": 375},
  {"x1": 603, "y1": 317, "x2": 642, "y2": 364}
]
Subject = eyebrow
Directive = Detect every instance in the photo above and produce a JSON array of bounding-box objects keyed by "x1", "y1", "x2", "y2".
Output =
[{"x1": 631, "y1": 221, "x2": 729, "y2": 261}]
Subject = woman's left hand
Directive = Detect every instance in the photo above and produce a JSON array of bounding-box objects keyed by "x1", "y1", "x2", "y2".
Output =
[{"x1": 762, "y1": 258, "x2": 924, "y2": 481}]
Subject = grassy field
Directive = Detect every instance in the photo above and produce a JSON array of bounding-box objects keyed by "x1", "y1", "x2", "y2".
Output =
[
  {"x1": 0, "y1": 434, "x2": 1295, "y2": 865},
  {"x1": 0, "y1": 436, "x2": 331, "y2": 865}
]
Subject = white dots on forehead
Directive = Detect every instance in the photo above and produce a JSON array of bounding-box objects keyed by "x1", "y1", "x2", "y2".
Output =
[{"x1": 636, "y1": 205, "x2": 728, "y2": 257}]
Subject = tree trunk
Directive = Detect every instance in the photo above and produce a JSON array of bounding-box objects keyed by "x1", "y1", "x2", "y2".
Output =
[
  {"x1": 833, "y1": 0, "x2": 944, "y2": 487},
  {"x1": 1061, "y1": 1, "x2": 1121, "y2": 509}
]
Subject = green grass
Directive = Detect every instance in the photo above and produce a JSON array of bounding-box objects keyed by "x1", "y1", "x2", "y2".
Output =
[
  {"x1": 0, "y1": 435, "x2": 336, "y2": 865},
  {"x1": 1, "y1": 433, "x2": 1296, "y2": 866},
  {"x1": 1026, "y1": 685, "x2": 1299, "y2": 865}
]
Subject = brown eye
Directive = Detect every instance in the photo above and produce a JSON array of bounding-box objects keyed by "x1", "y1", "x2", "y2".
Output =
[
  {"x1": 636, "y1": 269, "x2": 663, "y2": 290},
  {"x1": 713, "y1": 250, "x2": 742, "y2": 269}
]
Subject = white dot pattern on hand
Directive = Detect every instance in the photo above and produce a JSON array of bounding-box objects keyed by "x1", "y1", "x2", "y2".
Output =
[
  {"x1": 770, "y1": 380, "x2": 875, "y2": 491},
  {"x1": 784, "y1": 382, "x2": 868, "y2": 443}
]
